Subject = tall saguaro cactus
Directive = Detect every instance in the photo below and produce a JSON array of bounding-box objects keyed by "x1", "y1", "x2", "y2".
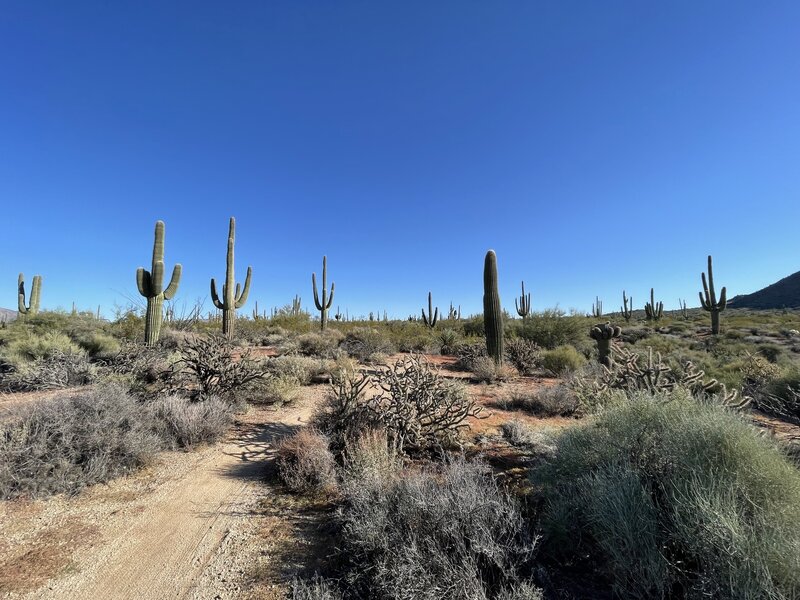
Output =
[
  {"x1": 18, "y1": 273, "x2": 42, "y2": 316},
  {"x1": 312, "y1": 256, "x2": 335, "y2": 330},
  {"x1": 645, "y1": 288, "x2": 663, "y2": 321},
  {"x1": 210, "y1": 217, "x2": 252, "y2": 339},
  {"x1": 515, "y1": 281, "x2": 531, "y2": 319},
  {"x1": 422, "y1": 292, "x2": 438, "y2": 328},
  {"x1": 621, "y1": 291, "x2": 633, "y2": 322},
  {"x1": 592, "y1": 296, "x2": 603, "y2": 318},
  {"x1": 483, "y1": 250, "x2": 504, "y2": 365},
  {"x1": 699, "y1": 254, "x2": 727, "y2": 334},
  {"x1": 136, "y1": 221, "x2": 182, "y2": 346}
]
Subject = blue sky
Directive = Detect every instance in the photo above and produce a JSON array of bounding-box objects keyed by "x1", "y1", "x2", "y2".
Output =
[{"x1": 2, "y1": 2, "x2": 799, "y2": 319}]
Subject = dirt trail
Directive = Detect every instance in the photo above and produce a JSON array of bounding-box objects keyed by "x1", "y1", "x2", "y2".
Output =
[{"x1": 1, "y1": 392, "x2": 321, "y2": 600}]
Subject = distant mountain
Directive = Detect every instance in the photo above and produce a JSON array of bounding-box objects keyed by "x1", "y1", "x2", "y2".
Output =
[
  {"x1": 728, "y1": 270, "x2": 800, "y2": 309},
  {"x1": 0, "y1": 307, "x2": 16, "y2": 323}
]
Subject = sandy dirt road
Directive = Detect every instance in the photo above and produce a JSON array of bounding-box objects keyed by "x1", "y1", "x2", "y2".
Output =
[{"x1": 0, "y1": 394, "x2": 319, "y2": 600}]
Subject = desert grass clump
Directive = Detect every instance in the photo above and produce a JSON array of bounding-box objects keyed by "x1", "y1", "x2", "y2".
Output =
[
  {"x1": 502, "y1": 384, "x2": 579, "y2": 417},
  {"x1": 540, "y1": 345, "x2": 586, "y2": 376},
  {"x1": 538, "y1": 389, "x2": 800, "y2": 599},
  {"x1": 147, "y1": 395, "x2": 232, "y2": 449},
  {"x1": 336, "y1": 457, "x2": 540, "y2": 600},
  {"x1": 290, "y1": 575, "x2": 342, "y2": 600},
  {"x1": 471, "y1": 356, "x2": 517, "y2": 383},
  {"x1": 0, "y1": 385, "x2": 161, "y2": 499},
  {"x1": 500, "y1": 420, "x2": 557, "y2": 458},
  {"x1": 276, "y1": 429, "x2": 339, "y2": 496}
]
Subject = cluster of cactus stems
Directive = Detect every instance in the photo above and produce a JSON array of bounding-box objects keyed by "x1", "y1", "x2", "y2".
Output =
[
  {"x1": 483, "y1": 250, "x2": 504, "y2": 365},
  {"x1": 620, "y1": 291, "x2": 633, "y2": 321},
  {"x1": 590, "y1": 321, "x2": 622, "y2": 366},
  {"x1": 645, "y1": 288, "x2": 664, "y2": 321},
  {"x1": 591, "y1": 296, "x2": 603, "y2": 318},
  {"x1": 312, "y1": 256, "x2": 335, "y2": 330},
  {"x1": 210, "y1": 217, "x2": 252, "y2": 339},
  {"x1": 291, "y1": 295, "x2": 302, "y2": 316},
  {"x1": 136, "y1": 221, "x2": 182, "y2": 346},
  {"x1": 18, "y1": 273, "x2": 42, "y2": 316},
  {"x1": 678, "y1": 298, "x2": 689, "y2": 320},
  {"x1": 699, "y1": 255, "x2": 727, "y2": 334},
  {"x1": 515, "y1": 281, "x2": 531, "y2": 319},
  {"x1": 447, "y1": 302, "x2": 460, "y2": 320},
  {"x1": 421, "y1": 292, "x2": 438, "y2": 328}
]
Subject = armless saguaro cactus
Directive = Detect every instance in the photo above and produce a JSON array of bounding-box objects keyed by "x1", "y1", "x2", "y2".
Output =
[
  {"x1": 515, "y1": 281, "x2": 531, "y2": 319},
  {"x1": 699, "y1": 255, "x2": 727, "y2": 334},
  {"x1": 210, "y1": 217, "x2": 252, "y2": 339},
  {"x1": 136, "y1": 221, "x2": 182, "y2": 346},
  {"x1": 590, "y1": 322, "x2": 622, "y2": 367},
  {"x1": 421, "y1": 292, "x2": 438, "y2": 328},
  {"x1": 18, "y1": 273, "x2": 42, "y2": 316},
  {"x1": 483, "y1": 250, "x2": 504, "y2": 365},
  {"x1": 312, "y1": 256, "x2": 335, "y2": 330}
]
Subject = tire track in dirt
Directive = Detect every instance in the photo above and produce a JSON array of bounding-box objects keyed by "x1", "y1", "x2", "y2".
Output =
[{"x1": 4, "y1": 399, "x2": 316, "y2": 600}]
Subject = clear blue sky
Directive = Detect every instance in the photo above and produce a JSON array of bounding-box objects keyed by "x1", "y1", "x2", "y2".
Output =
[{"x1": 2, "y1": 2, "x2": 799, "y2": 319}]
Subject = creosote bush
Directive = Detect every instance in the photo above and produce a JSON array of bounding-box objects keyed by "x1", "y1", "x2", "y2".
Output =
[
  {"x1": 540, "y1": 345, "x2": 586, "y2": 376},
  {"x1": 538, "y1": 390, "x2": 800, "y2": 599}
]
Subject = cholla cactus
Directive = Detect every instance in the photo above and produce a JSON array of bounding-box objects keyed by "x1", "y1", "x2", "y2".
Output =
[
  {"x1": 422, "y1": 292, "x2": 438, "y2": 328},
  {"x1": 210, "y1": 217, "x2": 252, "y2": 339},
  {"x1": 645, "y1": 288, "x2": 663, "y2": 321},
  {"x1": 590, "y1": 321, "x2": 622, "y2": 366},
  {"x1": 18, "y1": 273, "x2": 42, "y2": 316},
  {"x1": 699, "y1": 255, "x2": 727, "y2": 334}
]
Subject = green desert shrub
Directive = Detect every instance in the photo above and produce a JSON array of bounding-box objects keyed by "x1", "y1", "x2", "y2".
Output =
[
  {"x1": 296, "y1": 330, "x2": 344, "y2": 358},
  {"x1": 336, "y1": 458, "x2": 540, "y2": 600},
  {"x1": 538, "y1": 390, "x2": 800, "y2": 599},
  {"x1": 0, "y1": 385, "x2": 161, "y2": 498},
  {"x1": 501, "y1": 384, "x2": 579, "y2": 417},
  {"x1": 517, "y1": 309, "x2": 584, "y2": 349},
  {"x1": 540, "y1": 345, "x2": 585, "y2": 376},
  {"x1": 3, "y1": 331, "x2": 83, "y2": 366},
  {"x1": 340, "y1": 327, "x2": 395, "y2": 362},
  {"x1": 0, "y1": 350, "x2": 97, "y2": 392}
]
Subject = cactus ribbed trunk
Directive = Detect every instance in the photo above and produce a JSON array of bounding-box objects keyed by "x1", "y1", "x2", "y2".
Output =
[
  {"x1": 597, "y1": 339, "x2": 612, "y2": 367},
  {"x1": 144, "y1": 295, "x2": 164, "y2": 345},
  {"x1": 711, "y1": 310, "x2": 720, "y2": 335},
  {"x1": 312, "y1": 256, "x2": 334, "y2": 331},
  {"x1": 483, "y1": 250, "x2": 504, "y2": 365}
]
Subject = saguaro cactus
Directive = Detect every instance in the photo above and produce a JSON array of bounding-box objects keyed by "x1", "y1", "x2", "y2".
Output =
[
  {"x1": 590, "y1": 321, "x2": 622, "y2": 367},
  {"x1": 678, "y1": 298, "x2": 689, "y2": 320},
  {"x1": 291, "y1": 295, "x2": 302, "y2": 316},
  {"x1": 18, "y1": 273, "x2": 42, "y2": 316},
  {"x1": 591, "y1": 296, "x2": 603, "y2": 318},
  {"x1": 645, "y1": 288, "x2": 663, "y2": 321},
  {"x1": 210, "y1": 217, "x2": 252, "y2": 339},
  {"x1": 699, "y1": 254, "x2": 727, "y2": 334},
  {"x1": 422, "y1": 292, "x2": 438, "y2": 328},
  {"x1": 621, "y1": 291, "x2": 633, "y2": 322},
  {"x1": 136, "y1": 221, "x2": 182, "y2": 346},
  {"x1": 312, "y1": 256, "x2": 335, "y2": 330},
  {"x1": 515, "y1": 281, "x2": 531, "y2": 319},
  {"x1": 483, "y1": 250, "x2": 504, "y2": 365}
]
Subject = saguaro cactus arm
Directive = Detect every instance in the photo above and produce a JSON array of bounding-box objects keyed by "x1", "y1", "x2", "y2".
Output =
[{"x1": 234, "y1": 267, "x2": 252, "y2": 308}]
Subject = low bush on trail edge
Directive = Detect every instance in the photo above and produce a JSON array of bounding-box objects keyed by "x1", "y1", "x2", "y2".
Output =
[
  {"x1": 276, "y1": 429, "x2": 339, "y2": 496},
  {"x1": 334, "y1": 458, "x2": 541, "y2": 600},
  {"x1": 537, "y1": 390, "x2": 800, "y2": 599},
  {"x1": 0, "y1": 385, "x2": 161, "y2": 499}
]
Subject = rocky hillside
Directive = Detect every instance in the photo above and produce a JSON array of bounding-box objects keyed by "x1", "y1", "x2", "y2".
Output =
[
  {"x1": 728, "y1": 270, "x2": 800, "y2": 309},
  {"x1": 0, "y1": 307, "x2": 16, "y2": 323}
]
